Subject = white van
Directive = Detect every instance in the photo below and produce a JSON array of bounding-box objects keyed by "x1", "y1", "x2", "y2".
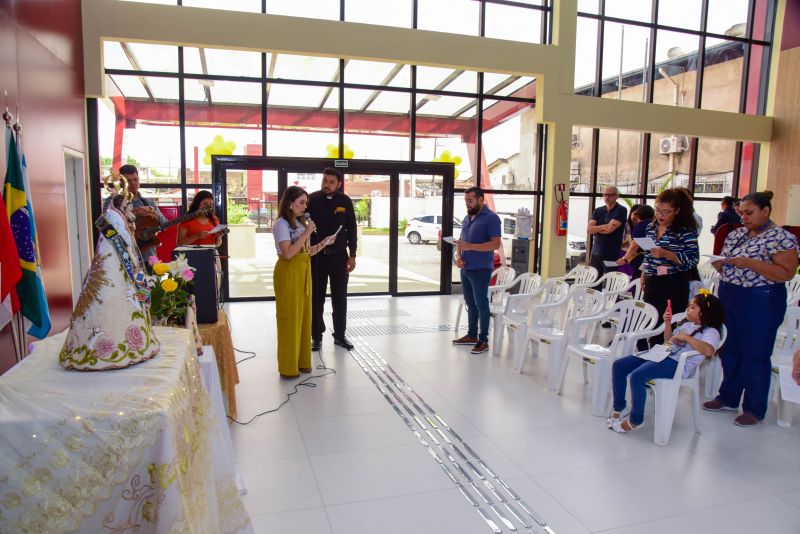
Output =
[{"x1": 496, "y1": 212, "x2": 586, "y2": 268}]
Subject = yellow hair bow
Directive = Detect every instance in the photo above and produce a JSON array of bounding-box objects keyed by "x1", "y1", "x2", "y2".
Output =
[{"x1": 698, "y1": 288, "x2": 712, "y2": 296}]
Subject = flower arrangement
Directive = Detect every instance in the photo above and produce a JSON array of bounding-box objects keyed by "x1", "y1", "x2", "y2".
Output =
[{"x1": 147, "y1": 254, "x2": 195, "y2": 325}]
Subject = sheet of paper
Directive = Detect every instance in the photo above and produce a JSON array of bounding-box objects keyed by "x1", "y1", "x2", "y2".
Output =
[
  {"x1": 702, "y1": 254, "x2": 726, "y2": 262},
  {"x1": 603, "y1": 260, "x2": 620, "y2": 267},
  {"x1": 779, "y1": 365, "x2": 800, "y2": 404},
  {"x1": 442, "y1": 236, "x2": 457, "y2": 245},
  {"x1": 208, "y1": 224, "x2": 228, "y2": 235},
  {"x1": 637, "y1": 344, "x2": 671, "y2": 362},
  {"x1": 633, "y1": 237, "x2": 657, "y2": 251},
  {"x1": 323, "y1": 225, "x2": 342, "y2": 245}
]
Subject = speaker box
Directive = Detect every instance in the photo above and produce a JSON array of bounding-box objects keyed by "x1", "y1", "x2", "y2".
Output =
[{"x1": 172, "y1": 246, "x2": 219, "y2": 324}]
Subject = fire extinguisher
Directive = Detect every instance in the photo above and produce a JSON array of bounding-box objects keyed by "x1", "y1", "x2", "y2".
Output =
[
  {"x1": 556, "y1": 201, "x2": 568, "y2": 236},
  {"x1": 555, "y1": 185, "x2": 567, "y2": 236}
]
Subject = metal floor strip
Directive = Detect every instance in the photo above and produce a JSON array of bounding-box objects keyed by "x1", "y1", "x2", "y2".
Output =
[{"x1": 347, "y1": 338, "x2": 555, "y2": 534}]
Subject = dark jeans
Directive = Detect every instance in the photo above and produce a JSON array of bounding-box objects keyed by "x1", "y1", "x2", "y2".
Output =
[
  {"x1": 461, "y1": 268, "x2": 492, "y2": 343},
  {"x1": 716, "y1": 281, "x2": 786, "y2": 419},
  {"x1": 643, "y1": 271, "x2": 689, "y2": 346},
  {"x1": 311, "y1": 251, "x2": 349, "y2": 341},
  {"x1": 613, "y1": 355, "x2": 679, "y2": 425}
]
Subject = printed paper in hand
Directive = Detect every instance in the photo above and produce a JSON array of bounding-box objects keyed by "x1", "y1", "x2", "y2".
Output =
[
  {"x1": 633, "y1": 237, "x2": 657, "y2": 251},
  {"x1": 442, "y1": 236, "x2": 457, "y2": 245},
  {"x1": 702, "y1": 254, "x2": 726, "y2": 262},
  {"x1": 637, "y1": 344, "x2": 671, "y2": 362},
  {"x1": 208, "y1": 224, "x2": 228, "y2": 235},
  {"x1": 604, "y1": 260, "x2": 620, "y2": 267},
  {"x1": 779, "y1": 366, "x2": 800, "y2": 405}
]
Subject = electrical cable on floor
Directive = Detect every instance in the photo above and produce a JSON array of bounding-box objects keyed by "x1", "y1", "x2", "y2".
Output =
[
  {"x1": 226, "y1": 349, "x2": 337, "y2": 426},
  {"x1": 234, "y1": 347, "x2": 256, "y2": 365}
]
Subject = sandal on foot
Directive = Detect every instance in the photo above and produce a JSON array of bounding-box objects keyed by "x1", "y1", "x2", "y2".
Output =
[
  {"x1": 610, "y1": 418, "x2": 640, "y2": 433},
  {"x1": 606, "y1": 411, "x2": 622, "y2": 428}
]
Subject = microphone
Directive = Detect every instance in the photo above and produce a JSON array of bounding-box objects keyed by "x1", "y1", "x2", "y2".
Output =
[{"x1": 304, "y1": 212, "x2": 317, "y2": 234}]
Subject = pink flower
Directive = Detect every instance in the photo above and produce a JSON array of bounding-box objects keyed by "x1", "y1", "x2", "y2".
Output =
[
  {"x1": 94, "y1": 337, "x2": 115, "y2": 359},
  {"x1": 148, "y1": 255, "x2": 160, "y2": 266},
  {"x1": 125, "y1": 325, "x2": 145, "y2": 350},
  {"x1": 180, "y1": 268, "x2": 195, "y2": 281}
]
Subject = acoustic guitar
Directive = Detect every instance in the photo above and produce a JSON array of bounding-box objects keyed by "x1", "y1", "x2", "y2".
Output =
[{"x1": 135, "y1": 206, "x2": 213, "y2": 249}]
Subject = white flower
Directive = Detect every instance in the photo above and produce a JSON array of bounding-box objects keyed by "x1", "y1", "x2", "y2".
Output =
[{"x1": 169, "y1": 253, "x2": 191, "y2": 275}]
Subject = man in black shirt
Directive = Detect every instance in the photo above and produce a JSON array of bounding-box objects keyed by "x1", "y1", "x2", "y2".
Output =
[
  {"x1": 307, "y1": 168, "x2": 358, "y2": 351},
  {"x1": 587, "y1": 185, "x2": 627, "y2": 276}
]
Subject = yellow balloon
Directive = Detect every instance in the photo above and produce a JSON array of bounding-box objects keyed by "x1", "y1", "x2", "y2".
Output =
[
  {"x1": 452, "y1": 156, "x2": 462, "y2": 166},
  {"x1": 440, "y1": 150, "x2": 452, "y2": 160}
]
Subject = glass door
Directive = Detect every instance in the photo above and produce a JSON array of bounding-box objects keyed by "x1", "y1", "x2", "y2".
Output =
[
  {"x1": 213, "y1": 156, "x2": 455, "y2": 301},
  {"x1": 342, "y1": 172, "x2": 391, "y2": 295},
  {"x1": 396, "y1": 174, "x2": 453, "y2": 294}
]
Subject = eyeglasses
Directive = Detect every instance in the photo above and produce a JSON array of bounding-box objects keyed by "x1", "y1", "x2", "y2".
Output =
[
  {"x1": 655, "y1": 208, "x2": 675, "y2": 217},
  {"x1": 604, "y1": 193, "x2": 618, "y2": 197}
]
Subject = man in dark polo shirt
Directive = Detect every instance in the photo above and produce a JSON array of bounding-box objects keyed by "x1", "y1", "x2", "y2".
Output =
[
  {"x1": 452, "y1": 187, "x2": 502, "y2": 355},
  {"x1": 307, "y1": 168, "x2": 358, "y2": 351},
  {"x1": 588, "y1": 185, "x2": 627, "y2": 276}
]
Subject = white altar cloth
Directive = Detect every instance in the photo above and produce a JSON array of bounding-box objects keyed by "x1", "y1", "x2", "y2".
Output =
[{"x1": 0, "y1": 327, "x2": 252, "y2": 534}]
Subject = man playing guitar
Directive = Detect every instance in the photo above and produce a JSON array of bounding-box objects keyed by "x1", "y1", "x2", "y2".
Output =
[{"x1": 102, "y1": 164, "x2": 166, "y2": 262}]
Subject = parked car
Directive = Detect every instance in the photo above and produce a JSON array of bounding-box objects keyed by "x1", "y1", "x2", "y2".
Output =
[
  {"x1": 406, "y1": 215, "x2": 461, "y2": 244},
  {"x1": 437, "y1": 212, "x2": 586, "y2": 269},
  {"x1": 248, "y1": 208, "x2": 271, "y2": 221}
]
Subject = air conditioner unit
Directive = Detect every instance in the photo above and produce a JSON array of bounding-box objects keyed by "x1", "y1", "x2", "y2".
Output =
[
  {"x1": 659, "y1": 135, "x2": 687, "y2": 155},
  {"x1": 501, "y1": 174, "x2": 514, "y2": 185}
]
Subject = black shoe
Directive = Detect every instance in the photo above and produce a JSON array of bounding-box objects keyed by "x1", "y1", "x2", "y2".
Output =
[
  {"x1": 311, "y1": 339, "x2": 321, "y2": 352},
  {"x1": 333, "y1": 336, "x2": 354, "y2": 350}
]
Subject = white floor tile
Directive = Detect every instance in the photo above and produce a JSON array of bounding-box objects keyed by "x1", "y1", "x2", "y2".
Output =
[
  {"x1": 488, "y1": 421, "x2": 664, "y2": 476},
  {"x1": 533, "y1": 452, "x2": 766, "y2": 532},
  {"x1": 696, "y1": 432, "x2": 800, "y2": 493},
  {"x1": 238, "y1": 457, "x2": 323, "y2": 516},
  {"x1": 598, "y1": 495, "x2": 800, "y2": 534},
  {"x1": 326, "y1": 489, "x2": 488, "y2": 534},
  {"x1": 224, "y1": 297, "x2": 800, "y2": 534},
  {"x1": 778, "y1": 490, "x2": 800, "y2": 510},
  {"x1": 309, "y1": 445, "x2": 453, "y2": 505},
  {"x1": 290, "y1": 384, "x2": 392, "y2": 420},
  {"x1": 250, "y1": 507, "x2": 332, "y2": 534},
  {"x1": 298, "y1": 411, "x2": 417, "y2": 455},
  {"x1": 230, "y1": 418, "x2": 306, "y2": 463}
]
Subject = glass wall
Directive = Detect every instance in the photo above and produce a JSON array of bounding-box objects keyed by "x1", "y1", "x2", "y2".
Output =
[
  {"x1": 97, "y1": 2, "x2": 545, "y2": 293},
  {"x1": 568, "y1": 0, "x2": 775, "y2": 264}
]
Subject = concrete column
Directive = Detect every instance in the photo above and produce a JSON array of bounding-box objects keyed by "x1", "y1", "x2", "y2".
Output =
[{"x1": 539, "y1": 121, "x2": 573, "y2": 278}]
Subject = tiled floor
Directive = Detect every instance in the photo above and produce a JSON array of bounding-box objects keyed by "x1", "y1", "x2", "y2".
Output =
[{"x1": 226, "y1": 296, "x2": 800, "y2": 534}]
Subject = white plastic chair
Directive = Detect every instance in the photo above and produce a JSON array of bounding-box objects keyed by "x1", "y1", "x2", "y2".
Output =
[
  {"x1": 552, "y1": 265, "x2": 599, "y2": 287},
  {"x1": 492, "y1": 273, "x2": 542, "y2": 357},
  {"x1": 557, "y1": 300, "x2": 659, "y2": 416},
  {"x1": 497, "y1": 279, "x2": 569, "y2": 361},
  {"x1": 646, "y1": 312, "x2": 728, "y2": 446},
  {"x1": 770, "y1": 306, "x2": 800, "y2": 427},
  {"x1": 591, "y1": 271, "x2": 631, "y2": 310},
  {"x1": 454, "y1": 266, "x2": 516, "y2": 333},
  {"x1": 787, "y1": 275, "x2": 800, "y2": 307},
  {"x1": 520, "y1": 286, "x2": 606, "y2": 388},
  {"x1": 617, "y1": 278, "x2": 643, "y2": 302},
  {"x1": 775, "y1": 276, "x2": 800, "y2": 348}
]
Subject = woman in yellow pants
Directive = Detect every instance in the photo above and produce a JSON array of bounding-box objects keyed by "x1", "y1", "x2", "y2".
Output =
[{"x1": 273, "y1": 186, "x2": 333, "y2": 378}]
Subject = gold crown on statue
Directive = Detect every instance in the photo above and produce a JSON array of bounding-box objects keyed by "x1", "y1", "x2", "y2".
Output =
[{"x1": 104, "y1": 170, "x2": 133, "y2": 208}]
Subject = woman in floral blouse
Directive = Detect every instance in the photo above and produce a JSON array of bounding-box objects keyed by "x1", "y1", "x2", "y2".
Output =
[{"x1": 704, "y1": 191, "x2": 799, "y2": 426}]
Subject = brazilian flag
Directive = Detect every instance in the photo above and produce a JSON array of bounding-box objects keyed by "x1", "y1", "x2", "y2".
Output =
[{"x1": 4, "y1": 128, "x2": 51, "y2": 338}]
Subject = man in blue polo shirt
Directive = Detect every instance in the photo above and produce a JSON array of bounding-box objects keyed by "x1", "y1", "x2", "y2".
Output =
[{"x1": 453, "y1": 187, "x2": 502, "y2": 355}]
